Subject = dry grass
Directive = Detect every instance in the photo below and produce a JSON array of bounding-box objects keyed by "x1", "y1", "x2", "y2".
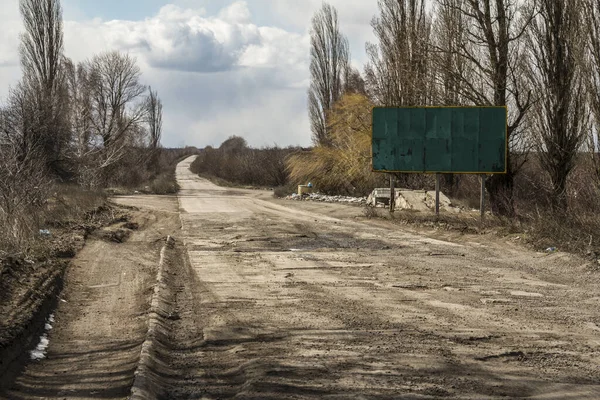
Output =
[
  {"x1": 147, "y1": 172, "x2": 179, "y2": 194},
  {"x1": 362, "y1": 205, "x2": 381, "y2": 219},
  {"x1": 273, "y1": 183, "x2": 297, "y2": 198},
  {"x1": 45, "y1": 185, "x2": 107, "y2": 225},
  {"x1": 287, "y1": 94, "x2": 387, "y2": 196},
  {"x1": 373, "y1": 156, "x2": 600, "y2": 258}
]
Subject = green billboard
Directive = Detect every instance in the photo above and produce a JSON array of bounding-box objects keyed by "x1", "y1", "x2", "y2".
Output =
[{"x1": 372, "y1": 107, "x2": 507, "y2": 174}]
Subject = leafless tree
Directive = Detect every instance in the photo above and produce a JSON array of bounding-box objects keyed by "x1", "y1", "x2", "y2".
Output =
[
  {"x1": 432, "y1": 0, "x2": 469, "y2": 106},
  {"x1": 526, "y1": 0, "x2": 588, "y2": 211},
  {"x1": 364, "y1": 0, "x2": 434, "y2": 190},
  {"x1": 1, "y1": 80, "x2": 56, "y2": 165},
  {"x1": 344, "y1": 67, "x2": 367, "y2": 95},
  {"x1": 63, "y1": 58, "x2": 92, "y2": 159},
  {"x1": 365, "y1": 0, "x2": 433, "y2": 107},
  {"x1": 583, "y1": 0, "x2": 600, "y2": 183},
  {"x1": 144, "y1": 87, "x2": 163, "y2": 172},
  {"x1": 308, "y1": 2, "x2": 350, "y2": 146},
  {"x1": 433, "y1": 0, "x2": 535, "y2": 216},
  {"x1": 19, "y1": 0, "x2": 69, "y2": 174},
  {"x1": 85, "y1": 51, "x2": 146, "y2": 167},
  {"x1": 0, "y1": 90, "x2": 52, "y2": 253},
  {"x1": 430, "y1": 0, "x2": 472, "y2": 194},
  {"x1": 146, "y1": 87, "x2": 163, "y2": 150}
]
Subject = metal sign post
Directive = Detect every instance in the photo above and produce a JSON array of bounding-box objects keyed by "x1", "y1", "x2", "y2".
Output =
[
  {"x1": 389, "y1": 174, "x2": 395, "y2": 213},
  {"x1": 480, "y1": 174, "x2": 486, "y2": 222},
  {"x1": 435, "y1": 173, "x2": 441, "y2": 218}
]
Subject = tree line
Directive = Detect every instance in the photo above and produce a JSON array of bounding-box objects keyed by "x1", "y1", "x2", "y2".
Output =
[
  {"x1": 305, "y1": 0, "x2": 600, "y2": 216},
  {"x1": 0, "y1": 0, "x2": 167, "y2": 252},
  {"x1": 190, "y1": 136, "x2": 301, "y2": 189}
]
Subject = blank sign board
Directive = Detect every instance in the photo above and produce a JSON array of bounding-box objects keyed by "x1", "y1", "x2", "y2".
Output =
[{"x1": 372, "y1": 107, "x2": 507, "y2": 174}]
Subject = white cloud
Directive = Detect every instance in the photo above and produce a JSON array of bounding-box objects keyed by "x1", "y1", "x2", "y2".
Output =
[
  {"x1": 62, "y1": 3, "x2": 307, "y2": 76},
  {"x1": 267, "y1": 0, "x2": 378, "y2": 63},
  {"x1": 218, "y1": 1, "x2": 251, "y2": 23},
  {"x1": 0, "y1": 1, "x2": 23, "y2": 100},
  {"x1": 58, "y1": 2, "x2": 313, "y2": 147},
  {"x1": 0, "y1": 1, "x2": 377, "y2": 148}
]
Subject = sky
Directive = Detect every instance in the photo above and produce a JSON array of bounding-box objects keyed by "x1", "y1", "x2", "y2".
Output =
[{"x1": 0, "y1": 0, "x2": 378, "y2": 148}]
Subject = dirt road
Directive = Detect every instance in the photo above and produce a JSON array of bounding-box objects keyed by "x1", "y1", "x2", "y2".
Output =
[
  {"x1": 4, "y1": 156, "x2": 600, "y2": 399},
  {"x1": 156, "y1": 156, "x2": 600, "y2": 399},
  {"x1": 3, "y1": 198, "x2": 180, "y2": 400}
]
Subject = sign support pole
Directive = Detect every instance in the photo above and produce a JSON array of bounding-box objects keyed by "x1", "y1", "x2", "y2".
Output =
[
  {"x1": 480, "y1": 174, "x2": 486, "y2": 222},
  {"x1": 435, "y1": 174, "x2": 441, "y2": 218},
  {"x1": 389, "y1": 174, "x2": 395, "y2": 213}
]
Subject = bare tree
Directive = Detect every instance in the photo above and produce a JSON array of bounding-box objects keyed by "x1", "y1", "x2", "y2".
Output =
[
  {"x1": 430, "y1": 0, "x2": 472, "y2": 194},
  {"x1": 1, "y1": 82, "x2": 47, "y2": 161},
  {"x1": 364, "y1": 0, "x2": 434, "y2": 190},
  {"x1": 85, "y1": 51, "x2": 146, "y2": 164},
  {"x1": 433, "y1": 0, "x2": 535, "y2": 216},
  {"x1": 365, "y1": 0, "x2": 433, "y2": 107},
  {"x1": 344, "y1": 67, "x2": 367, "y2": 95},
  {"x1": 144, "y1": 87, "x2": 163, "y2": 172},
  {"x1": 526, "y1": 0, "x2": 588, "y2": 211},
  {"x1": 63, "y1": 58, "x2": 92, "y2": 159},
  {"x1": 583, "y1": 0, "x2": 600, "y2": 183},
  {"x1": 432, "y1": 0, "x2": 469, "y2": 106},
  {"x1": 146, "y1": 87, "x2": 163, "y2": 150},
  {"x1": 308, "y1": 2, "x2": 350, "y2": 146},
  {"x1": 19, "y1": 0, "x2": 69, "y2": 174},
  {"x1": 0, "y1": 88, "x2": 52, "y2": 252}
]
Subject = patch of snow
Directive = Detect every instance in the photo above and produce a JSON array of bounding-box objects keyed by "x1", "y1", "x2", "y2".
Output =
[{"x1": 30, "y1": 313, "x2": 54, "y2": 361}]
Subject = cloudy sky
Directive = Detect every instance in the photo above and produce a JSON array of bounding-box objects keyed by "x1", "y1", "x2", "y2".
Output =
[{"x1": 0, "y1": 0, "x2": 378, "y2": 148}]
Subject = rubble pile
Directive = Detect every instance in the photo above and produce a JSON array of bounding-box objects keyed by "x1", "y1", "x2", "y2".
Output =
[{"x1": 286, "y1": 193, "x2": 368, "y2": 205}]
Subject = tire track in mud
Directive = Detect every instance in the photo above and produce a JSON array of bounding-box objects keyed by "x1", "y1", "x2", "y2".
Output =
[
  {"x1": 2, "y1": 201, "x2": 182, "y2": 400},
  {"x1": 130, "y1": 236, "x2": 173, "y2": 399},
  {"x1": 128, "y1": 234, "x2": 208, "y2": 400}
]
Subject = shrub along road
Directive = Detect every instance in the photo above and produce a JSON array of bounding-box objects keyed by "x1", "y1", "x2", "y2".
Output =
[{"x1": 3, "y1": 156, "x2": 600, "y2": 399}]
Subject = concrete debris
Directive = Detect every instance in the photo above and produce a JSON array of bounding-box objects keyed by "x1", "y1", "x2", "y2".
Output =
[
  {"x1": 286, "y1": 192, "x2": 368, "y2": 205},
  {"x1": 285, "y1": 188, "x2": 461, "y2": 213},
  {"x1": 368, "y1": 188, "x2": 459, "y2": 212}
]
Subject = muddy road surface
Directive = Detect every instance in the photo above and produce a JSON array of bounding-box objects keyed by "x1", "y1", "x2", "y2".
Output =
[
  {"x1": 4, "y1": 156, "x2": 600, "y2": 399},
  {"x1": 2, "y1": 198, "x2": 180, "y2": 400},
  {"x1": 162, "y1": 157, "x2": 600, "y2": 399}
]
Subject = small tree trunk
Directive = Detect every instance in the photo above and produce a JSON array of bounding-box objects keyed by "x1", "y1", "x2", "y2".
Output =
[{"x1": 486, "y1": 161, "x2": 514, "y2": 217}]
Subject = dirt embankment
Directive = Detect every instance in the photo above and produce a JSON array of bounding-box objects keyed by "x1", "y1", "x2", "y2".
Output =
[
  {"x1": 0, "y1": 205, "x2": 130, "y2": 391},
  {"x1": 0, "y1": 196, "x2": 180, "y2": 399}
]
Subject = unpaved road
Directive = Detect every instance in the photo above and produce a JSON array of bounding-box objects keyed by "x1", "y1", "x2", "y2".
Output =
[
  {"x1": 160, "y1": 156, "x2": 600, "y2": 399},
  {"x1": 2, "y1": 198, "x2": 180, "y2": 400},
  {"x1": 4, "y1": 157, "x2": 600, "y2": 399}
]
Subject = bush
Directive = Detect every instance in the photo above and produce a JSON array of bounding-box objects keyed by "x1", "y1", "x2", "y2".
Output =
[
  {"x1": 0, "y1": 147, "x2": 52, "y2": 256},
  {"x1": 190, "y1": 137, "x2": 299, "y2": 188},
  {"x1": 287, "y1": 93, "x2": 387, "y2": 196},
  {"x1": 273, "y1": 183, "x2": 298, "y2": 198},
  {"x1": 148, "y1": 172, "x2": 179, "y2": 194},
  {"x1": 104, "y1": 147, "x2": 198, "y2": 190}
]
